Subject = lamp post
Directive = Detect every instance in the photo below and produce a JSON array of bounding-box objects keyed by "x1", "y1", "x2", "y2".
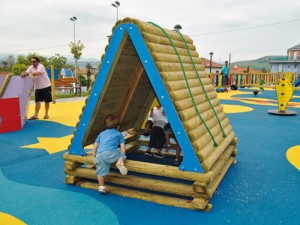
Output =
[
  {"x1": 209, "y1": 52, "x2": 214, "y2": 73},
  {"x1": 174, "y1": 24, "x2": 182, "y2": 31},
  {"x1": 111, "y1": 1, "x2": 120, "y2": 21},
  {"x1": 70, "y1": 16, "x2": 77, "y2": 79}
]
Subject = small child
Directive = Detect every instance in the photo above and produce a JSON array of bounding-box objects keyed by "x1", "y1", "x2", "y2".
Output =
[{"x1": 92, "y1": 115, "x2": 127, "y2": 194}]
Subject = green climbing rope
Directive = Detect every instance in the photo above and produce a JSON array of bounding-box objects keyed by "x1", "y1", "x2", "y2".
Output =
[
  {"x1": 174, "y1": 30, "x2": 226, "y2": 138},
  {"x1": 148, "y1": 21, "x2": 218, "y2": 147}
]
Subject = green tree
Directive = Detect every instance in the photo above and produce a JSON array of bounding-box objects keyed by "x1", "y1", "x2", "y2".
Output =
[
  {"x1": 16, "y1": 55, "x2": 30, "y2": 66},
  {"x1": 11, "y1": 64, "x2": 28, "y2": 75},
  {"x1": 86, "y1": 62, "x2": 92, "y2": 90},
  {"x1": 69, "y1": 40, "x2": 85, "y2": 81},
  {"x1": 69, "y1": 41, "x2": 85, "y2": 60},
  {"x1": 48, "y1": 53, "x2": 67, "y2": 73}
]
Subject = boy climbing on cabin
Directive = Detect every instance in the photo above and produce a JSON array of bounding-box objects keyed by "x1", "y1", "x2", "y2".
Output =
[{"x1": 92, "y1": 115, "x2": 127, "y2": 194}]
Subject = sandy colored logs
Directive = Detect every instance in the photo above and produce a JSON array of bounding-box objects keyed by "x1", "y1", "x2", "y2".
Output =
[
  {"x1": 173, "y1": 91, "x2": 217, "y2": 111},
  {"x1": 164, "y1": 78, "x2": 211, "y2": 92},
  {"x1": 150, "y1": 52, "x2": 202, "y2": 64},
  {"x1": 177, "y1": 98, "x2": 221, "y2": 121},
  {"x1": 141, "y1": 31, "x2": 195, "y2": 50},
  {"x1": 193, "y1": 145, "x2": 236, "y2": 193},
  {"x1": 77, "y1": 181, "x2": 211, "y2": 211},
  {"x1": 160, "y1": 71, "x2": 208, "y2": 81},
  {"x1": 65, "y1": 167, "x2": 207, "y2": 197},
  {"x1": 64, "y1": 153, "x2": 213, "y2": 183},
  {"x1": 200, "y1": 132, "x2": 236, "y2": 172},
  {"x1": 155, "y1": 62, "x2": 205, "y2": 72},
  {"x1": 146, "y1": 42, "x2": 199, "y2": 58},
  {"x1": 185, "y1": 112, "x2": 227, "y2": 141},
  {"x1": 182, "y1": 105, "x2": 223, "y2": 132},
  {"x1": 122, "y1": 17, "x2": 194, "y2": 44},
  {"x1": 193, "y1": 121, "x2": 232, "y2": 154},
  {"x1": 168, "y1": 85, "x2": 215, "y2": 102}
]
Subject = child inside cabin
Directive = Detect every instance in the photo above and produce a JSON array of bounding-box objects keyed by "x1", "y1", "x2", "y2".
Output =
[{"x1": 92, "y1": 115, "x2": 127, "y2": 194}]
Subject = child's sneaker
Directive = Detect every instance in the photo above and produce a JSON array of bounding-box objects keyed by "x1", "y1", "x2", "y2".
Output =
[
  {"x1": 154, "y1": 153, "x2": 164, "y2": 159},
  {"x1": 116, "y1": 161, "x2": 128, "y2": 175},
  {"x1": 98, "y1": 186, "x2": 106, "y2": 194},
  {"x1": 145, "y1": 150, "x2": 152, "y2": 156},
  {"x1": 174, "y1": 158, "x2": 182, "y2": 165}
]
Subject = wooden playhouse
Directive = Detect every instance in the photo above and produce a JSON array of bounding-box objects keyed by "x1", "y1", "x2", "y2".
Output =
[{"x1": 63, "y1": 18, "x2": 238, "y2": 211}]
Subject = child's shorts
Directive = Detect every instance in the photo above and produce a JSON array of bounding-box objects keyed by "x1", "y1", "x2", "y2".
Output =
[{"x1": 94, "y1": 150, "x2": 126, "y2": 176}]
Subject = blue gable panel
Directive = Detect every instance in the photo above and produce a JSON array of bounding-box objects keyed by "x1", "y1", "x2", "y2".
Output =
[{"x1": 68, "y1": 25, "x2": 126, "y2": 156}]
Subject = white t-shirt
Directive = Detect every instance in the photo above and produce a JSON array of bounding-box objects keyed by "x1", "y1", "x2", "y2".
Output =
[
  {"x1": 152, "y1": 107, "x2": 168, "y2": 128},
  {"x1": 26, "y1": 63, "x2": 51, "y2": 89}
]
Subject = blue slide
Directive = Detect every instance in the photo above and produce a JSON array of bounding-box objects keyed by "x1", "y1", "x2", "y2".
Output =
[{"x1": 293, "y1": 77, "x2": 300, "y2": 87}]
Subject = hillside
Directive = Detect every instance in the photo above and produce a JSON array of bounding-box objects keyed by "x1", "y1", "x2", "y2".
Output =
[{"x1": 232, "y1": 56, "x2": 287, "y2": 72}]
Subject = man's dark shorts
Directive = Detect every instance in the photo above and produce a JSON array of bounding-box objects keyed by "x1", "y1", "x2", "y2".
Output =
[{"x1": 35, "y1": 86, "x2": 52, "y2": 103}]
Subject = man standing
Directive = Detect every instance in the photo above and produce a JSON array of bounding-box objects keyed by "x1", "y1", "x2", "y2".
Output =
[
  {"x1": 21, "y1": 56, "x2": 52, "y2": 120},
  {"x1": 221, "y1": 61, "x2": 230, "y2": 92}
]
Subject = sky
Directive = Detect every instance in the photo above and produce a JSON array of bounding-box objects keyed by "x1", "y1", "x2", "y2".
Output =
[{"x1": 1, "y1": 0, "x2": 300, "y2": 64}]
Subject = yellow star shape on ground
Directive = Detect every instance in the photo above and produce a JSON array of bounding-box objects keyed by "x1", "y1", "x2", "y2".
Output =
[{"x1": 21, "y1": 135, "x2": 73, "y2": 154}]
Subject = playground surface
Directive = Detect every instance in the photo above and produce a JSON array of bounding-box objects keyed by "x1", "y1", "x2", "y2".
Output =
[{"x1": 0, "y1": 88, "x2": 299, "y2": 225}]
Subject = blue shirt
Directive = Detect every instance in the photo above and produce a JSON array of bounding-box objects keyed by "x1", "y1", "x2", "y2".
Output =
[
  {"x1": 221, "y1": 65, "x2": 229, "y2": 76},
  {"x1": 95, "y1": 128, "x2": 125, "y2": 153}
]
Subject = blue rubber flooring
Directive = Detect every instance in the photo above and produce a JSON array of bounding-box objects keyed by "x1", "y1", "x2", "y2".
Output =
[{"x1": 0, "y1": 89, "x2": 299, "y2": 225}]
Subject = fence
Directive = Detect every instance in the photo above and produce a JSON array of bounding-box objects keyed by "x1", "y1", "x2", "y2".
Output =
[{"x1": 209, "y1": 72, "x2": 300, "y2": 88}]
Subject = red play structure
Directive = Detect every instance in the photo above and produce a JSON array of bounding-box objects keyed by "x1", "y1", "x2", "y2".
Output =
[{"x1": 0, "y1": 75, "x2": 33, "y2": 133}]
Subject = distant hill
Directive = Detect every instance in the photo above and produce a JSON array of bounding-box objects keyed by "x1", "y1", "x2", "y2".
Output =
[{"x1": 232, "y1": 56, "x2": 288, "y2": 71}]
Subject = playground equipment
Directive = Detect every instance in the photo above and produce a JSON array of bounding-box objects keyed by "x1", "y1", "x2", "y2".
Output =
[
  {"x1": 0, "y1": 75, "x2": 33, "y2": 133},
  {"x1": 63, "y1": 18, "x2": 238, "y2": 211},
  {"x1": 268, "y1": 72, "x2": 297, "y2": 115}
]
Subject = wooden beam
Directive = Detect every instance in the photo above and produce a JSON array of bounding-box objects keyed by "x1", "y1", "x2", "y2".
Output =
[
  {"x1": 77, "y1": 181, "x2": 211, "y2": 211},
  {"x1": 118, "y1": 62, "x2": 145, "y2": 121}
]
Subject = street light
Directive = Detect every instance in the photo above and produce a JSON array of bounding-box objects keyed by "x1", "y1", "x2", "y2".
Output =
[
  {"x1": 174, "y1": 24, "x2": 182, "y2": 31},
  {"x1": 70, "y1": 16, "x2": 77, "y2": 80},
  {"x1": 111, "y1": 1, "x2": 120, "y2": 21},
  {"x1": 209, "y1": 52, "x2": 214, "y2": 73}
]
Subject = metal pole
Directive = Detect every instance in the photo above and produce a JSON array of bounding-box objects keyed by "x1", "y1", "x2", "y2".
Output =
[{"x1": 210, "y1": 56, "x2": 212, "y2": 73}]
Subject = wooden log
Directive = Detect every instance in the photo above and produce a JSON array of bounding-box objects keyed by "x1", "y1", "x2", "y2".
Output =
[
  {"x1": 160, "y1": 71, "x2": 208, "y2": 81},
  {"x1": 209, "y1": 145, "x2": 235, "y2": 183},
  {"x1": 150, "y1": 52, "x2": 202, "y2": 64},
  {"x1": 122, "y1": 17, "x2": 194, "y2": 44},
  {"x1": 65, "y1": 175, "x2": 78, "y2": 184},
  {"x1": 146, "y1": 42, "x2": 199, "y2": 58},
  {"x1": 64, "y1": 153, "x2": 213, "y2": 182},
  {"x1": 64, "y1": 161, "x2": 82, "y2": 171},
  {"x1": 206, "y1": 157, "x2": 234, "y2": 198},
  {"x1": 194, "y1": 125, "x2": 233, "y2": 161},
  {"x1": 178, "y1": 98, "x2": 221, "y2": 121},
  {"x1": 142, "y1": 32, "x2": 196, "y2": 51},
  {"x1": 192, "y1": 119, "x2": 231, "y2": 152},
  {"x1": 201, "y1": 132, "x2": 236, "y2": 172},
  {"x1": 174, "y1": 90, "x2": 217, "y2": 111},
  {"x1": 155, "y1": 62, "x2": 205, "y2": 72},
  {"x1": 169, "y1": 85, "x2": 215, "y2": 101},
  {"x1": 191, "y1": 197, "x2": 210, "y2": 210},
  {"x1": 231, "y1": 137, "x2": 238, "y2": 145},
  {"x1": 181, "y1": 104, "x2": 223, "y2": 131},
  {"x1": 65, "y1": 167, "x2": 200, "y2": 198},
  {"x1": 164, "y1": 77, "x2": 211, "y2": 92},
  {"x1": 78, "y1": 181, "x2": 211, "y2": 211},
  {"x1": 186, "y1": 112, "x2": 227, "y2": 140}
]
